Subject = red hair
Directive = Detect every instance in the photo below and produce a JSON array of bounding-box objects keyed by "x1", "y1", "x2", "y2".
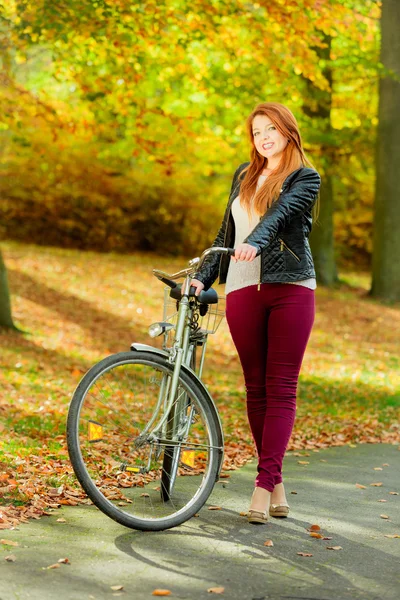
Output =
[{"x1": 239, "y1": 102, "x2": 319, "y2": 219}]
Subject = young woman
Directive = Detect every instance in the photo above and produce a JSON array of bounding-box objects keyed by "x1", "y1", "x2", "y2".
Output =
[{"x1": 190, "y1": 102, "x2": 321, "y2": 524}]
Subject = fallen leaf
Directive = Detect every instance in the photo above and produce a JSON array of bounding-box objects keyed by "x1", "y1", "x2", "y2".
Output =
[
  {"x1": 5, "y1": 554, "x2": 16, "y2": 562},
  {"x1": 373, "y1": 467, "x2": 383, "y2": 471},
  {"x1": 110, "y1": 586, "x2": 124, "y2": 591},
  {"x1": 378, "y1": 499, "x2": 387, "y2": 503},
  {"x1": 297, "y1": 552, "x2": 313, "y2": 557},
  {"x1": 310, "y1": 532, "x2": 324, "y2": 539},
  {"x1": 355, "y1": 483, "x2": 366, "y2": 489},
  {"x1": 380, "y1": 514, "x2": 389, "y2": 519},
  {"x1": 370, "y1": 482, "x2": 383, "y2": 487},
  {"x1": 319, "y1": 459, "x2": 327, "y2": 462},
  {"x1": 322, "y1": 536, "x2": 333, "y2": 540},
  {"x1": 389, "y1": 491, "x2": 398, "y2": 495},
  {"x1": 194, "y1": 513, "x2": 199, "y2": 517},
  {"x1": 382, "y1": 463, "x2": 389, "y2": 467},
  {"x1": 384, "y1": 534, "x2": 400, "y2": 538},
  {"x1": 290, "y1": 490, "x2": 297, "y2": 494},
  {"x1": 1, "y1": 539, "x2": 19, "y2": 547},
  {"x1": 207, "y1": 587, "x2": 225, "y2": 594},
  {"x1": 56, "y1": 518, "x2": 67, "y2": 523},
  {"x1": 309, "y1": 524, "x2": 321, "y2": 531},
  {"x1": 140, "y1": 493, "x2": 150, "y2": 498},
  {"x1": 58, "y1": 558, "x2": 70, "y2": 564},
  {"x1": 264, "y1": 540, "x2": 274, "y2": 546},
  {"x1": 298, "y1": 461, "x2": 309, "y2": 465},
  {"x1": 46, "y1": 563, "x2": 61, "y2": 569},
  {"x1": 219, "y1": 473, "x2": 230, "y2": 479},
  {"x1": 239, "y1": 511, "x2": 247, "y2": 517},
  {"x1": 208, "y1": 506, "x2": 222, "y2": 511},
  {"x1": 326, "y1": 546, "x2": 343, "y2": 550},
  {"x1": 152, "y1": 591, "x2": 171, "y2": 597}
]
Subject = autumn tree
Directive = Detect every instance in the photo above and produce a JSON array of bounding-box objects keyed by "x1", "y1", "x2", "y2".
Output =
[
  {"x1": 304, "y1": 33, "x2": 339, "y2": 286},
  {"x1": 0, "y1": 249, "x2": 16, "y2": 329},
  {"x1": 370, "y1": 0, "x2": 400, "y2": 301}
]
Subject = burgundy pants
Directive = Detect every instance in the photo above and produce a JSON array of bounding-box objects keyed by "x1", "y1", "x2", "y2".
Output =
[{"x1": 225, "y1": 283, "x2": 315, "y2": 492}]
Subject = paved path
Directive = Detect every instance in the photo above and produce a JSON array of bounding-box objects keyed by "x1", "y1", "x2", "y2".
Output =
[{"x1": 1, "y1": 443, "x2": 399, "y2": 600}]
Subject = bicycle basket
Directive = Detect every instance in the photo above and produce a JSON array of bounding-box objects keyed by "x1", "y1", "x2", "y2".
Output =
[{"x1": 163, "y1": 287, "x2": 226, "y2": 335}]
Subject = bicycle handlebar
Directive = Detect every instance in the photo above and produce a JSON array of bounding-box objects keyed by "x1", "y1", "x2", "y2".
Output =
[{"x1": 153, "y1": 247, "x2": 235, "y2": 283}]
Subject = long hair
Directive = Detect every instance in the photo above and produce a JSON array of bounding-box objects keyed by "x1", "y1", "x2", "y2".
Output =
[{"x1": 239, "y1": 102, "x2": 319, "y2": 220}]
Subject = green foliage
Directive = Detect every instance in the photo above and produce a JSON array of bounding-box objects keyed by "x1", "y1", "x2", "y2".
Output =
[{"x1": 0, "y1": 0, "x2": 382, "y2": 262}]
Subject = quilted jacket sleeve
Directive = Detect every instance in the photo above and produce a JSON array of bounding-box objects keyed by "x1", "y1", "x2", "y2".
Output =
[
  {"x1": 243, "y1": 168, "x2": 321, "y2": 255},
  {"x1": 193, "y1": 163, "x2": 246, "y2": 290}
]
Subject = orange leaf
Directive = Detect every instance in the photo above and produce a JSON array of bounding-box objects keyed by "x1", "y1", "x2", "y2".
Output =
[
  {"x1": 298, "y1": 461, "x2": 309, "y2": 465},
  {"x1": 1, "y1": 539, "x2": 19, "y2": 547},
  {"x1": 384, "y1": 534, "x2": 400, "y2": 538},
  {"x1": 46, "y1": 563, "x2": 61, "y2": 569},
  {"x1": 380, "y1": 514, "x2": 389, "y2": 519},
  {"x1": 389, "y1": 491, "x2": 398, "y2": 495},
  {"x1": 58, "y1": 558, "x2": 70, "y2": 564},
  {"x1": 310, "y1": 532, "x2": 324, "y2": 539},
  {"x1": 309, "y1": 524, "x2": 321, "y2": 531},
  {"x1": 264, "y1": 539, "x2": 274, "y2": 546},
  {"x1": 370, "y1": 482, "x2": 383, "y2": 487},
  {"x1": 355, "y1": 483, "x2": 366, "y2": 489},
  {"x1": 208, "y1": 506, "x2": 222, "y2": 510},
  {"x1": 207, "y1": 587, "x2": 225, "y2": 594},
  {"x1": 297, "y1": 552, "x2": 313, "y2": 557},
  {"x1": 152, "y1": 591, "x2": 171, "y2": 597}
]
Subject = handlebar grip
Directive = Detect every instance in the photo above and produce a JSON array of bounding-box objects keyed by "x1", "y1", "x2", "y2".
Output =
[{"x1": 226, "y1": 248, "x2": 235, "y2": 257}]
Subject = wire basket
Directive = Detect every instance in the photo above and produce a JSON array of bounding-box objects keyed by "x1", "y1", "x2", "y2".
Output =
[{"x1": 163, "y1": 287, "x2": 226, "y2": 335}]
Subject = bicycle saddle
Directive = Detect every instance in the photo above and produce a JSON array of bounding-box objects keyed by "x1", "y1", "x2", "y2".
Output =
[{"x1": 170, "y1": 284, "x2": 219, "y2": 305}]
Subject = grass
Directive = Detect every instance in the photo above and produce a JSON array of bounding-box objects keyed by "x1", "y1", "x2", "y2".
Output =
[{"x1": 0, "y1": 240, "x2": 399, "y2": 515}]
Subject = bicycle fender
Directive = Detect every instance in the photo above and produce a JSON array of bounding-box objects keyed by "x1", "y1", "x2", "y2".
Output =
[{"x1": 130, "y1": 342, "x2": 224, "y2": 480}]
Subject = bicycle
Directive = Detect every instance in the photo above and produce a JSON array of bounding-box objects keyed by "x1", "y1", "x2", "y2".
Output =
[{"x1": 67, "y1": 246, "x2": 234, "y2": 531}]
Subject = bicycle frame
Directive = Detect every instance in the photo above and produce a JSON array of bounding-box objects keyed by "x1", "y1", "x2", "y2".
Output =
[{"x1": 141, "y1": 247, "x2": 232, "y2": 449}]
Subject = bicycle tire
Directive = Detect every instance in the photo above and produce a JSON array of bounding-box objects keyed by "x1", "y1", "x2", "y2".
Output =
[{"x1": 67, "y1": 350, "x2": 221, "y2": 531}]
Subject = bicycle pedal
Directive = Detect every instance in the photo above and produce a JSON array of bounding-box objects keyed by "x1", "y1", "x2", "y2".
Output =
[{"x1": 120, "y1": 464, "x2": 145, "y2": 474}]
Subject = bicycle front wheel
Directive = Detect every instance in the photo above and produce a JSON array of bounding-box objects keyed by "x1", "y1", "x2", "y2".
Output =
[{"x1": 67, "y1": 351, "x2": 222, "y2": 531}]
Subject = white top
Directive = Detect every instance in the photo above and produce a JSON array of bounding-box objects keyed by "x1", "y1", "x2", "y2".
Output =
[{"x1": 225, "y1": 175, "x2": 317, "y2": 295}]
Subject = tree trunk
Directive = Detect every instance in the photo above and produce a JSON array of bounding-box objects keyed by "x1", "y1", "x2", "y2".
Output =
[
  {"x1": 303, "y1": 33, "x2": 339, "y2": 286},
  {"x1": 0, "y1": 249, "x2": 16, "y2": 329},
  {"x1": 370, "y1": 0, "x2": 400, "y2": 301}
]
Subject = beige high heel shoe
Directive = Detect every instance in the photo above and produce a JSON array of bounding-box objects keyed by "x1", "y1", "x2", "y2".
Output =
[
  {"x1": 269, "y1": 502, "x2": 290, "y2": 517},
  {"x1": 247, "y1": 509, "x2": 269, "y2": 524},
  {"x1": 247, "y1": 487, "x2": 270, "y2": 524}
]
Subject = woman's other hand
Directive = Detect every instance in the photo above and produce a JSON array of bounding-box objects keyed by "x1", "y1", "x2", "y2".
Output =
[
  {"x1": 232, "y1": 243, "x2": 257, "y2": 263},
  {"x1": 187, "y1": 278, "x2": 205, "y2": 297}
]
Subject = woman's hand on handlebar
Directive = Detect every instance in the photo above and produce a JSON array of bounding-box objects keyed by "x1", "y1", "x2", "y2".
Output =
[
  {"x1": 188, "y1": 278, "x2": 205, "y2": 297},
  {"x1": 231, "y1": 243, "x2": 257, "y2": 263}
]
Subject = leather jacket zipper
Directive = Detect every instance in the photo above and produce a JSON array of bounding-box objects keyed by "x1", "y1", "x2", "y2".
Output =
[{"x1": 279, "y1": 238, "x2": 301, "y2": 262}]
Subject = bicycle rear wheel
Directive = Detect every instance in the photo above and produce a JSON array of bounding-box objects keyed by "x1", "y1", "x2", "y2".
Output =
[{"x1": 67, "y1": 351, "x2": 221, "y2": 531}]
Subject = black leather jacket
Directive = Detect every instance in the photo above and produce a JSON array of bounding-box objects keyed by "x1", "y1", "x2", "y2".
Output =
[{"x1": 194, "y1": 162, "x2": 321, "y2": 290}]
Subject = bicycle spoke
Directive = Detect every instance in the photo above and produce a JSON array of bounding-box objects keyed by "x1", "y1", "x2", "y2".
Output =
[{"x1": 68, "y1": 354, "x2": 220, "y2": 528}]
